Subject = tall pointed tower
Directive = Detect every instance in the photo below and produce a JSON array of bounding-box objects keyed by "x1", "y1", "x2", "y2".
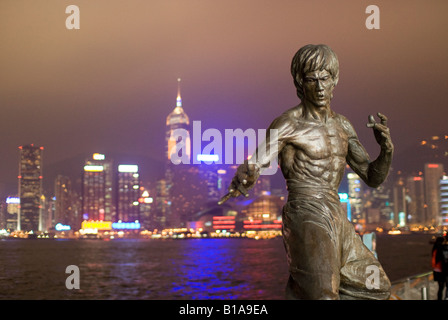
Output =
[
  {"x1": 156, "y1": 79, "x2": 208, "y2": 228},
  {"x1": 156, "y1": 79, "x2": 193, "y2": 228},
  {"x1": 165, "y1": 78, "x2": 191, "y2": 163}
]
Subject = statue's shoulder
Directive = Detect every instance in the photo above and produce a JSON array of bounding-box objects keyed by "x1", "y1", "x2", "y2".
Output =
[
  {"x1": 333, "y1": 112, "x2": 357, "y2": 136},
  {"x1": 333, "y1": 112, "x2": 349, "y2": 123},
  {"x1": 269, "y1": 105, "x2": 302, "y2": 129},
  {"x1": 282, "y1": 104, "x2": 304, "y2": 122}
]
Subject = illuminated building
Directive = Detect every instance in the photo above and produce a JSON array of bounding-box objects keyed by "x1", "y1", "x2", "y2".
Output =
[
  {"x1": 239, "y1": 194, "x2": 284, "y2": 227},
  {"x1": 338, "y1": 193, "x2": 351, "y2": 221},
  {"x1": 239, "y1": 188, "x2": 283, "y2": 234},
  {"x1": 243, "y1": 218, "x2": 282, "y2": 231},
  {"x1": 424, "y1": 163, "x2": 444, "y2": 226},
  {"x1": 187, "y1": 204, "x2": 237, "y2": 233},
  {"x1": 69, "y1": 190, "x2": 83, "y2": 230},
  {"x1": 5, "y1": 196, "x2": 20, "y2": 230},
  {"x1": 159, "y1": 79, "x2": 207, "y2": 228},
  {"x1": 40, "y1": 194, "x2": 53, "y2": 232},
  {"x1": 392, "y1": 176, "x2": 407, "y2": 227},
  {"x1": 54, "y1": 175, "x2": 72, "y2": 227},
  {"x1": 81, "y1": 220, "x2": 112, "y2": 230},
  {"x1": 112, "y1": 221, "x2": 141, "y2": 230},
  {"x1": 82, "y1": 163, "x2": 105, "y2": 221},
  {"x1": 168, "y1": 166, "x2": 208, "y2": 227},
  {"x1": 138, "y1": 187, "x2": 154, "y2": 229},
  {"x1": 166, "y1": 78, "x2": 190, "y2": 163},
  {"x1": 217, "y1": 167, "x2": 233, "y2": 200},
  {"x1": 203, "y1": 166, "x2": 219, "y2": 202},
  {"x1": 18, "y1": 144, "x2": 44, "y2": 232},
  {"x1": 252, "y1": 175, "x2": 271, "y2": 198},
  {"x1": 55, "y1": 223, "x2": 70, "y2": 231},
  {"x1": 82, "y1": 153, "x2": 114, "y2": 222},
  {"x1": 155, "y1": 179, "x2": 170, "y2": 228},
  {"x1": 158, "y1": 79, "x2": 191, "y2": 228},
  {"x1": 0, "y1": 201, "x2": 5, "y2": 230},
  {"x1": 347, "y1": 172, "x2": 363, "y2": 223},
  {"x1": 117, "y1": 165, "x2": 140, "y2": 222},
  {"x1": 369, "y1": 183, "x2": 393, "y2": 226},
  {"x1": 406, "y1": 176, "x2": 425, "y2": 225},
  {"x1": 440, "y1": 176, "x2": 448, "y2": 226},
  {"x1": 210, "y1": 165, "x2": 237, "y2": 201},
  {"x1": 213, "y1": 216, "x2": 236, "y2": 231},
  {"x1": 199, "y1": 164, "x2": 224, "y2": 203}
]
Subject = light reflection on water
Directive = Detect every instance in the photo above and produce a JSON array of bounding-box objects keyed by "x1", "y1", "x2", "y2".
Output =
[
  {"x1": 0, "y1": 238, "x2": 288, "y2": 300},
  {"x1": 0, "y1": 234, "x2": 435, "y2": 300},
  {"x1": 170, "y1": 239, "x2": 246, "y2": 299}
]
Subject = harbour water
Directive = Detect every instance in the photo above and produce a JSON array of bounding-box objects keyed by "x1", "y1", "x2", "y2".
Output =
[{"x1": 0, "y1": 233, "x2": 435, "y2": 300}]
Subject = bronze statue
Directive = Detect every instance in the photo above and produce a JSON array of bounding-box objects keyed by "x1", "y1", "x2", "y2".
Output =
[{"x1": 219, "y1": 44, "x2": 393, "y2": 300}]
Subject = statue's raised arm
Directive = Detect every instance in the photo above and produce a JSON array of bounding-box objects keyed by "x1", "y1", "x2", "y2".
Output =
[{"x1": 218, "y1": 113, "x2": 294, "y2": 205}]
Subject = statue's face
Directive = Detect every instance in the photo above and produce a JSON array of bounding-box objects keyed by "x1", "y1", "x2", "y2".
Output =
[{"x1": 302, "y1": 70, "x2": 334, "y2": 108}]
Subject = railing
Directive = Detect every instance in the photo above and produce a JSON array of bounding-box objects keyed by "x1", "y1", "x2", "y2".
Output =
[{"x1": 390, "y1": 271, "x2": 436, "y2": 300}]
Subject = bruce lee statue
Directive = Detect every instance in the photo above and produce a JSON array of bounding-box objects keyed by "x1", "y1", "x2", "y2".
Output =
[{"x1": 219, "y1": 44, "x2": 393, "y2": 300}]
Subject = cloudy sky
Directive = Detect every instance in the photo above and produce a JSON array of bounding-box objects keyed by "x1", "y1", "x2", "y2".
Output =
[{"x1": 1, "y1": 0, "x2": 447, "y2": 196}]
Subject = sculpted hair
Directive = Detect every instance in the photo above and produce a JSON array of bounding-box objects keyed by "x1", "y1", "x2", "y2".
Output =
[{"x1": 291, "y1": 44, "x2": 339, "y2": 100}]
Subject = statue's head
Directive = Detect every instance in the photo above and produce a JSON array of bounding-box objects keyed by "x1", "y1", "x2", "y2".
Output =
[{"x1": 291, "y1": 44, "x2": 339, "y2": 101}]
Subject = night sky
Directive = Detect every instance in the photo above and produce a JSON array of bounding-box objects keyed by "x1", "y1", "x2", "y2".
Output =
[{"x1": 1, "y1": 0, "x2": 447, "y2": 197}]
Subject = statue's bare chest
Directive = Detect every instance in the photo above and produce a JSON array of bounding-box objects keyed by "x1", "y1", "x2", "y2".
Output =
[{"x1": 288, "y1": 119, "x2": 348, "y2": 160}]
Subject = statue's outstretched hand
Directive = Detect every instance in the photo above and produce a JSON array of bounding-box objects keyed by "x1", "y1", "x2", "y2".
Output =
[
  {"x1": 367, "y1": 113, "x2": 393, "y2": 153},
  {"x1": 218, "y1": 162, "x2": 258, "y2": 205}
]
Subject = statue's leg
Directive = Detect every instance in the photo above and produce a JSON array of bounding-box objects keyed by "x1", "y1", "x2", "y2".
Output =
[
  {"x1": 282, "y1": 201, "x2": 341, "y2": 300},
  {"x1": 338, "y1": 219, "x2": 391, "y2": 300}
]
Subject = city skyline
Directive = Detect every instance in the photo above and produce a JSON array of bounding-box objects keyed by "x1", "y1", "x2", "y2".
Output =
[
  {"x1": 1, "y1": 1, "x2": 448, "y2": 197},
  {"x1": 2, "y1": 55, "x2": 448, "y2": 232},
  {"x1": 5, "y1": 108, "x2": 448, "y2": 233},
  {"x1": 2, "y1": 75, "x2": 448, "y2": 233}
]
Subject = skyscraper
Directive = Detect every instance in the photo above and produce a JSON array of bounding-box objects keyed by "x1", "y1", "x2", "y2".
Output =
[
  {"x1": 368, "y1": 183, "x2": 392, "y2": 226},
  {"x1": 158, "y1": 79, "x2": 192, "y2": 228},
  {"x1": 5, "y1": 196, "x2": 20, "y2": 230},
  {"x1": 82, "y1": 163, "x2": 105, "y2": 221},
  {"x1": 138, "y1": 186, "x2": 154, "y2": 230},
  {"x1": 405, "y1": 176, "x2": 425, "y2": 225},
  {"x1": 82, "y1": 153, "x2": 114, "y2": 222},
  {"x1": 440, "y1": 176, "x2": 448, "y2": 226},
  {"x1": 157, "y1": 79, "x2": 210, "y2": 228},
  {"x1": 54, "y1": 175, "x2": 72, "y2": 227},
  {"x1": 392, "y1": 176, "x2": 407, "y2": 227},
  {"x1": 155, "y1": 179, "x2": 170, "y2": 228},
  {"x1": 424, "y1": 163, "x2": 444, "y2": 226},
  {"x1": 347, "y1": 172, "x2": 363, "y2": 224},
  {"x1": 199, "y1": 164, "x2": 221, "y2": 203},
  {"x1": 168, "y1": 166, "x2": 207, "y2": 227},
  {"x1": 18, "y1": 144, "x2": 43, "y2": 232},
  {"x1": 117, "y1": 164, "x2": 140, "y2": 222},
  {"x1": 40, "y1": 194, "x2": 53, "y2": 232},
  {"x1": 166, "y1": 78, "x2": 191, "y2": 164}
]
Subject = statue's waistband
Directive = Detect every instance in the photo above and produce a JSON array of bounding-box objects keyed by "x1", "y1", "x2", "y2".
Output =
[{"x1": 286, "y1": 180, "x2": 340, "y2": 202}]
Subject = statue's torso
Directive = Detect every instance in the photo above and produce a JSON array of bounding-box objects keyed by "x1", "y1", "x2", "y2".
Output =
[{"x1": 279, "y1": 110, "x2": 349, "y2": 192}]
